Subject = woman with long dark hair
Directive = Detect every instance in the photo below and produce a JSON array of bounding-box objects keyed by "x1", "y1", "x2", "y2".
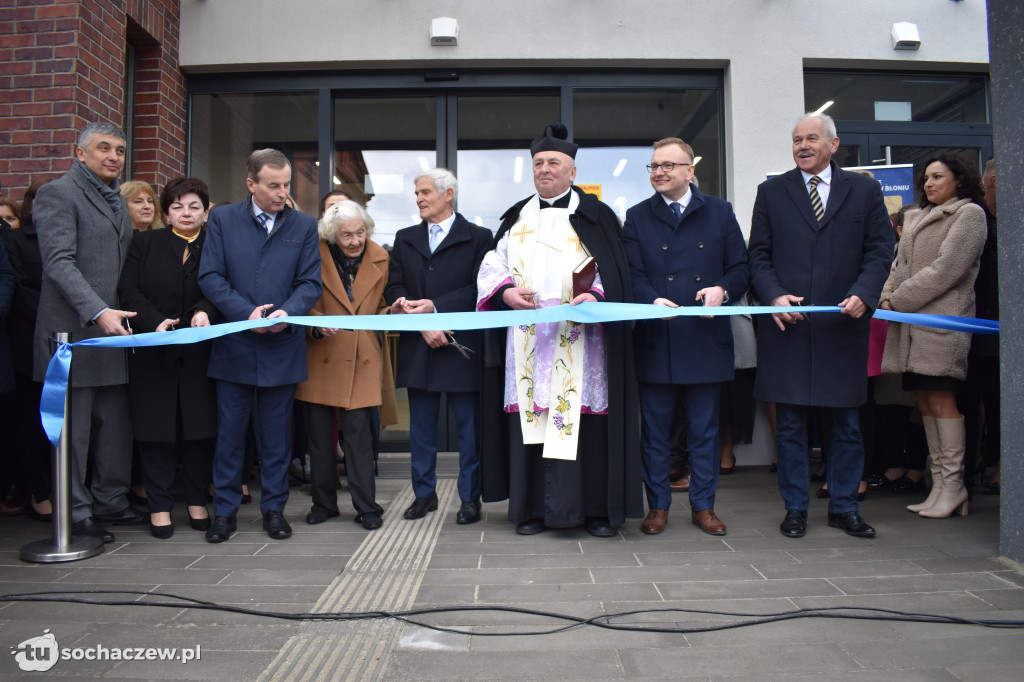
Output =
[{"x1": 879, "y1": 152, "x2": 988, "y2": 519}]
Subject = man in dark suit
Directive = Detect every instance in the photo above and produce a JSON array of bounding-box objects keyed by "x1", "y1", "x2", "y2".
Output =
[
  {"x1": 622, "y1": 137, "x2": 748, "y2": 536},
  {"x1": 386, "y1": 168, "x2": 491, "y2": 525},
  {"x1": 198, "y1": 148, "x2": 322, "y2": 543},
  {"x1": 748, "y1": 113, "x2": 893, "y2": 539},
  {"x1": 33, "y1": 121, "x2": 144, "y2": 543}
]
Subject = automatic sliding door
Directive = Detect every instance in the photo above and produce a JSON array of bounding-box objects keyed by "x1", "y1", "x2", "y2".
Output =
[
  {"x1": 334, "y1": 96, "x2": 438, "y2": 447},
  {"x1": 455, "y1": 94, "x2": 559, "y2": 232}
]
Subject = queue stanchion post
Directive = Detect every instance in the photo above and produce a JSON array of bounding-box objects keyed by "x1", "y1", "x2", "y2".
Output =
[{"x1": 20, "y1": 332, "x2": 104, "y2": 563}]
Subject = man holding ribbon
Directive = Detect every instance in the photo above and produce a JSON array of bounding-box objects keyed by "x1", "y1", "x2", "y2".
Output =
[
  {"x1": 386, "y1": 168, "x2": 492, "y2": 526},
  {"x1": 477, "y1": 122, "x2": 642, "y2": 537},
  {"x1": 33, "y1": 121, "x2": 142, "y2": 543},
  {"x1": 748, "y1": 113, "x2": 893, "y2": 539},
  {"x1": 198, "y1": 148, "x2": 322, "y2": 543},
  {"x1": 622, "y1": 137, "x2": 749, "y2": 536}
]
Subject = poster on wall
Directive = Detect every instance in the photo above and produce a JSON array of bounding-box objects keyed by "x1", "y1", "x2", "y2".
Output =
[{"x1": 768, "y1": 164, "x2": 914, "y2": 216}]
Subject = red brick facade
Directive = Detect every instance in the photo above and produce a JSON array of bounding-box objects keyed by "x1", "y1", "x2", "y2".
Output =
[{"x1": 0, "y1": 0, "x2": 185, "y2": 201}]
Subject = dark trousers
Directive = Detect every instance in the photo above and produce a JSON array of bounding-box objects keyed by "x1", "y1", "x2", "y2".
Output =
[
  {"x1": 69, "y1": 385, "x2": 132, "y2": 523},
  {"x1": 777, "y1": 403, "x2": 863, "y2": 514},
  {"x1": 407, "y1": 388, "x2": 480, "y2": 502},
  {"x1": 213, "y1": 381, "x2": 294, "y2": 517},
  {"x1": 138, "y1": 438, "x2": 214, "y2": 513},
  {"x1": 299, "y1": 401, "x2": 382, "y2": 517},
  {"x1": 640, "y1": 382, "x2": 720, "y2": 512}
]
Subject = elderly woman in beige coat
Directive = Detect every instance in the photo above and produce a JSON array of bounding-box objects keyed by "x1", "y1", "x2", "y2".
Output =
[
  {"x1": 879, "y1": 152, "x2": 988, "y2": 519},
  {"x1": 295, "y1": 201, "x2": 393, "y2": 530}
]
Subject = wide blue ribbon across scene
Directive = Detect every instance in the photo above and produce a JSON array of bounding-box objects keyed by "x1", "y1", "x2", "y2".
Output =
[{"x1": 39, "y1": 303, "x2": 998, "y2": 446}]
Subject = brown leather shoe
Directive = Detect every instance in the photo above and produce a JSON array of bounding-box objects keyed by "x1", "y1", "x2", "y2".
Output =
[
  {"x1": 641, "y1": 509, "x2": 668, "y2": 534},
  {"x1": 669, "y1": 474, "x2": 690, "y2": 493},
  {"x1": 669, "y1": 464, "x2": 688, "y2": 482},
  {"x1": 691, "y1": 509, "x2": 726, "y2": 536}
]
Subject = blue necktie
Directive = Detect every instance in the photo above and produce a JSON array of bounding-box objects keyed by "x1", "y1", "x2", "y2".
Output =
[
  {"x1": 257, "y1": 212, "x2": 271, "y2": 231},
  {"x1": 429, "y1": 224, "x2": 442, "y2": 252},
  {"x1": 670, "y1": 202, "x2": 682, "y2": 220}
]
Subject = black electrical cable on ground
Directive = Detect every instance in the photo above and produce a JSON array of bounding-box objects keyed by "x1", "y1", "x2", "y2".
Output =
[{"x1": 2, "y1": 590, "x2": 1023, "y2": 636}]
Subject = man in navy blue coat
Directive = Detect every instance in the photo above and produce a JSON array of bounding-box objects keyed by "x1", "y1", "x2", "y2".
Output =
[
  {"x1": 199, "y1": 149, "x2": 322, "y2": 543},
  {"x1": 386, "y1": 168, "x2": 492, "y2": 525},
  {"x1": 748, "y1": 114, "x2": 893, "y2": 540},
  {"x1": 622, "y1": 137, "x2": 748, "y2": 536}
]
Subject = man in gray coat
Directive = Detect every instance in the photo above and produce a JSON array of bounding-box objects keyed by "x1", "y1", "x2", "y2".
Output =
[{"x1": 33, "y1": 121, "x2": 143, "y2": 543}]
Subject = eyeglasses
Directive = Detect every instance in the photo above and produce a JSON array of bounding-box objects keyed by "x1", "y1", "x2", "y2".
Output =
[{"x1": 646, "y1": 162, "x2": 692, "y2": 173}]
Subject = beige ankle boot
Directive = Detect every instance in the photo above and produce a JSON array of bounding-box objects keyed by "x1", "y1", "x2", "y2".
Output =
[
  {"x1": 919, "y1": 416, "x2": 968, "y2": 518},
  {"x1": 907, "y1": 415, "x2": 942, "y2": 513}
]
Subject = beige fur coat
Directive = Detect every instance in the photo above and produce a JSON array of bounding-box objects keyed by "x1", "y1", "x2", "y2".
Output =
[{"x1": 880, "y1": 198, "x2": 987, "y2": 380}]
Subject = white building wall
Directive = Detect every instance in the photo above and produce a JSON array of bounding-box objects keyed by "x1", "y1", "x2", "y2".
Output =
[{"x1": 180, "y1": 0, "x2": 989, "y2": 229}]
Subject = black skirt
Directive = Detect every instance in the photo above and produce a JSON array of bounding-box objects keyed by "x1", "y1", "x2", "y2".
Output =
[{"x1": 902, "y1": 372, "x2": 963, "y2": 393}]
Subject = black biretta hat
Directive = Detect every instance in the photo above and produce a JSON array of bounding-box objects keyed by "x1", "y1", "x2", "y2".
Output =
[{"x1": 529, "y1": 122, "x2": 578, "y2": 159}]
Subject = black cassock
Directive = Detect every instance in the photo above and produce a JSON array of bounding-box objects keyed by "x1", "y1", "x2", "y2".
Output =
[{"x1": 479, "y1": 187, "x2": 643, "y2": 528}]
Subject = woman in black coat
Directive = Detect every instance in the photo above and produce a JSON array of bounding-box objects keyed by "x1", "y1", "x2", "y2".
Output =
[
  {"x1": 4, "y1": 181, "x2": 52, "y2": 521},
  {"x1": 118, "y1": 177, "x2": 218, "y2": 538}
]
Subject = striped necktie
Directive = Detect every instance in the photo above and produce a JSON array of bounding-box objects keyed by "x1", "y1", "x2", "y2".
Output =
[
  {"x1": 808, "y1": 176, "x2": 824, "y2": 224},
  {"x1": 256, "y1": 212, "x2": 271, "y2": 231}
]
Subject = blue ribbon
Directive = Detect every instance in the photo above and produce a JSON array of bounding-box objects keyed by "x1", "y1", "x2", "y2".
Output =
[{"x1": 39, "y1": 303, "x2": 998, "y2": 446}]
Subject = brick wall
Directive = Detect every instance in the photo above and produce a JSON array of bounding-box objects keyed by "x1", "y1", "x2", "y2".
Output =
[{"x1": 0, "y1": 0, "x2": 185, "y2": 202}]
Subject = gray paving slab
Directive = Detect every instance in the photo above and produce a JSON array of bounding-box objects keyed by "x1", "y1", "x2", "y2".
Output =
[
  {"x1": 841, "y1": 632, "x2": 1024, "y2": 670},
  {"x1": 382, "y1": 649, "x2": 624, "y2": 680},
  {"x1": 475, "y1": 581, "x2": 662, "y2": 604},
  {"x1": 420, "y1": 566, "x2": 593, "y2": 585},
  {"x1": 633, "y1": 548, "x2": 797, "y2": 566},
  {"x1": 590, "y1": 563, "x2": 764, "y2": 583},
  {"x1": 829, "y1": 572, "x2": 1017, "y2": 595},
  {"x1": 657, "y1": 577, "x2": 843, "y2": 600},
  {"x1": 753, "y1": 558, "x2": 931, "y2": 579},
  {"x1": 618, "y1": 642, "x2": 863, "y2": 677}
]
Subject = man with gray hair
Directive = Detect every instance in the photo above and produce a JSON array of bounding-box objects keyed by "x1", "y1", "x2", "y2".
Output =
[
  {"x1": 386, "y1": 168, "x2": 492, "y2": 525},
  {"x1": 748, "y1": 113, "x2": 893, "y2": 539},
  {"x1": 33, "y1": 121, "x2": 143, "y2": 542},
  {"x1": 199, "y1": 148, "x2": 322, "y2": 543}
]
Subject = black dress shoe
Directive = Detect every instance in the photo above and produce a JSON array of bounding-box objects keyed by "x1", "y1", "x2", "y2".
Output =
[
  {"x1": 403, "y1": 493, "x2": 438, "y2": 520},
  {"x1": 779, "y1": 510, "x2": 807, "y2": 538},
  {"x1": 515, "y1": 518, "x2": 545, "y2": 535},
  {"x1": 95, "y1": 506, "x2": 148, "y2": 526},
  {"x1": 241, "y1": 493, "x2": 253, "y2": 505},
  {"x1": 305, "y1": 505, "x2": 340, "y2": 525},
  {"x1": 205, "y1": 516, "x2": 237, "y2": 543},
  {"x1": 816, "y1": 487, "x2": 867, "y2": 501},
  {"x1": 456, "y1": 500, "x2": 481, "y2": 525},
  {"x1": 72, "y1": 517, "x2": 114, "y2": 543},
  {"x1": 357, "y1": 512, "x2": 383, "y2": 530},
  {"x1": 891, "y1": 475, "x2": 924, "y2": 494},
  {"x1": 585, "y1": 517, "x2": 615, "y2": 537},
  {"x1": 262, "y1": 510, "x2": 292, "y2": 539},
  {"x1": 827, "y1": 511, "x2": 876, "y2": 538},
  {"x1": 150, "y1": 523, "x2": 174, "y2": 539}
]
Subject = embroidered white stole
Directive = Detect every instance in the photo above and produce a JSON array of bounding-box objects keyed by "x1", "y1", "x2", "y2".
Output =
[{"x1": 506, "y1": 194, "x2": 588, "y2": 461}]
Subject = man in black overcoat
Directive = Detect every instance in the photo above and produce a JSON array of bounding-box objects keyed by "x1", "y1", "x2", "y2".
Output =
[
  {"x1": 386, "y1": 168, "x2": 492, "y2": 525},
  {"x1": 748, "y1": 113, "x2": 893, "y2": 539}
]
